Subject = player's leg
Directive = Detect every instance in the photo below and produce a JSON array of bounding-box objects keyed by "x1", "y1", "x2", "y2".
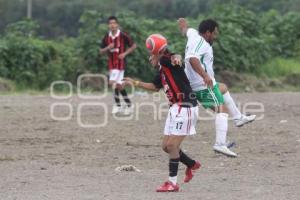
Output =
[
  {"x1": 162, "y1": 136, "x2": 200, "y2": 183},
  {"x1": 196, "y1": 84, "x2": 237, "y2": 157},
  {"x1": 218, "y1": 83, "x2": 240, "y2": 118},
  {"x1": 157, "y1": 135, "x2": 183, "y2": 192},
  {"x1": 157, "y1": 106, "x2": 200, "y2": 192},
  {"x1": 109, "y1": 70, "x2": 122, "y2": 114},
  {"x1": 213, "y1": 106, "x2": 236, "y2": 157},
  {"x1": 117, "y1": 70, "x2": 133, "y2": 115},
  {"x1": 158, "y1": 108, "x2": 179, "y2": 192},
  {"x1": 113, "y1": 87, "x2": 121, "y2": 106},
  {"x1": 120, "y1": 89, "x2": 131, "y2": 106},
  {"x1": 219, "y1": 82, "x2": 256, "y2": 127},
  {"x1": 209, "y1": 85, "x2": 237, "y2": 157},
  {"x1": 112, "y1": 88, "x2": 122, "y2": 114},
  {"x1": 180, "y1": 106, "x2": 201, "y2": 183},
  {"x1": 196, "y1": 85, "x2": 229, "y2": 148}
]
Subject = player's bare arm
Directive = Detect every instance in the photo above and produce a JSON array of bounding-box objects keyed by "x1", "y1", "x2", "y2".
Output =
[
  {"x1": 189, "y1": 57, "x2": 213, "y2": 88},
  {"x1": 123, "y1": 77, "x2": 159, "y2": 92},
  {"x1": 178, "y1": 18, "x2": 188, "y2": 36},
  {"x1": 149, "y1": 54, "x2": 182, "y2": 67},
  {"x1": 178, "y1": 18, "x2": 212, "y2": 88},
  {"x1": 118, "y1": 43, "x2": 137, "y2": 59}
]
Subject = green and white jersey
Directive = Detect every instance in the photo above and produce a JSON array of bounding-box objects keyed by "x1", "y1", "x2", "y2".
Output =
[{"x1": 184, "y1": 28, "x2": 216, "y2": 91}]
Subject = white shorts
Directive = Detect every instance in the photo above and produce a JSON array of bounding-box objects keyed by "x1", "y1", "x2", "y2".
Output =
[
  {"x1": 164, "y1": 104, "x2": 198, "y2": 136},
  {"x1": 109, "y1": 69, "x2": 124, "y2": 84}
]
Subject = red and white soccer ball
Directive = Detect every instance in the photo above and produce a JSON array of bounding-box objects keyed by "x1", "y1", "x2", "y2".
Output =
[{"x1": 145, "y1": 34, "x2": 167, "y2": 55}]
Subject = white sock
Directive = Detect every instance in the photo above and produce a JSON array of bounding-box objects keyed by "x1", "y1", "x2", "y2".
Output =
[
  {"x1": 223, "y1": 91, "x2": 242, "y2": 120},
  {"x1": 215, "y1": 113, "x2": 228, "y2": 145},
  {"x1": 169, "y1": 176, "x2": 177, "y2": 185}
]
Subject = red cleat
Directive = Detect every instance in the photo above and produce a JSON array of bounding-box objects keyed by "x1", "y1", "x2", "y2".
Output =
[
  {"x1": 184, "y1": 161, "x2": 201, "y2": 183},
  {"x1": 156, "y1": 181, "x2": 179, "y2": 192}
]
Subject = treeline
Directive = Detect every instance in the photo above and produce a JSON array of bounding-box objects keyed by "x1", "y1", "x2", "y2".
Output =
[
  {"x1": 0, "y1": 5, "x2": 300, "y2": 89},
  {"x1": 1, "y1": 0, "x2": 300, "y2": 37}
]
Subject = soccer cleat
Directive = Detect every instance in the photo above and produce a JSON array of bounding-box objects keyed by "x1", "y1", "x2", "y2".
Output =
[
  {"x1": 156, "y1": 181, "x2": 179, "y2": 192},
  {"x1": 234, "y1": 114, "x2": 256, "y2": 127},
  {"x1": 112, "y1": 105, "x2": 122, "y2": 114},
  {"x1": 184, "y1": 161, "x2": 201, "y2": 183},
  {"x1": 122, "y1": 105, "x2": 134, "y2": 116},
  {"x1": 213, "y1": 144, "x2": 237, "y2": 157},
  {"x1": 226, "y1": 141, "x2": 236, "y2": 149}
]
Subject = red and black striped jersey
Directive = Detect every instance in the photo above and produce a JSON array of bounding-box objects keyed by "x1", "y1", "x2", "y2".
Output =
[
  {"x1": 101, "y1": 30, "x2": 134, "y2": 70},
  {"x1": 152, "y1": 50, "x2": 197, "y2": 107}
]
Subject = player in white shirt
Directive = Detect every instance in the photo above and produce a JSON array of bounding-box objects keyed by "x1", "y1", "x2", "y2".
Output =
[{"x1": 178, "y1": 18, "x2": 256, "y2": 157}]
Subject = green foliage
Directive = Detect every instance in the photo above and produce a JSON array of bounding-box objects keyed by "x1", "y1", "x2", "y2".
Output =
[
  {"x1": 0, "y1": 20, "x2": 78, "y2": 89},
  {"x1": 260, "y1": 10, "x2": 300, "y2": 57},
  {"x1": 208, "y1": 5, "x2": 300, "y2": 72},
  {"x1": 256, "y1": 56, "x2": 300, "y2": 78},
  {"x1": 5, "y1": 19, "x2": 40, "y2": 37},
  {"x1": 0, "y1": 4, "x2": 300, "y2": 90},
  {"x1": 2, "y1": 0, "x2": 300, "y2": 37},
  {"x1": 77, "y1": 10, "x2": 105, "y2": 73}
]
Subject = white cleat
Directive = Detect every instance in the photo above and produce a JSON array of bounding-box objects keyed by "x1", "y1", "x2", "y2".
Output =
[
  {"x1": 112, "y1": 105, "x2": 122, "y2": 114},
  {"x1": 234, "y1": 114, "x2": 256, "y2": 127},
  {"x1": 122, "y1": 105, "x2": 134, "y2": 116},
  {"x1": 213, "y1": 144, "x2": 237, "y2": 157}
]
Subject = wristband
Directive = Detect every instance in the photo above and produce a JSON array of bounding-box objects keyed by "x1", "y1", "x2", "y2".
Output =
[{"x1": 134, "y1": 80, "x2": 140, "y2": 87}]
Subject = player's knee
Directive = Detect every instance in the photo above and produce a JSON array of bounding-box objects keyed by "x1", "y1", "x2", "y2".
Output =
[
  {"x1": 162, "y1": 145, "x2": 168, "y2": 153},
  {"x1": 219, "y1": 83, "x2": 228, "y2": 94},
  {"x1": 218, "y1": 104, "x2": 228, "y2": 114},
  {"x1": 109, "y1": 81, "x2": 115, "y2": 87},
  {"x1": 115, "y1": 83, "x2": 122, "y2": 90},
  {"x1": 166, "y1": 142, "x2": 176, "y2": 153}
]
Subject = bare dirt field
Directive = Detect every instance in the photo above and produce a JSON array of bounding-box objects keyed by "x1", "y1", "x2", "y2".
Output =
[{"x1": 0, "y1": 92, "x2": 299, "y2": 200}]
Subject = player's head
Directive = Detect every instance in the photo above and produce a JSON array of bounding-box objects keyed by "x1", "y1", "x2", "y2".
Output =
[
  {"x1": 145, "y1": 34, "x2": 168, "y2": 56},
  {"x1": 198, "y1": 19, "x2": 218, "y2": 45},
  {"x1": 107, "y1": 16, "x2": 119, "y2": 32}
]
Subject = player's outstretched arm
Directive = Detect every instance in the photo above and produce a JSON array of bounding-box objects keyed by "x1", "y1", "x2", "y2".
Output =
[
  {"x1": 178, "y1": 18, "x2": 188, "y2": 36},
  {"x1": 123, "y1": 77, "x2": 160, "y2": 92}
]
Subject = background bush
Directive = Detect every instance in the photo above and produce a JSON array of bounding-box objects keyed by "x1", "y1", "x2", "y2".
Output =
[{"x1": 0, "y1": 3, "x2": 300, "y2": 89}]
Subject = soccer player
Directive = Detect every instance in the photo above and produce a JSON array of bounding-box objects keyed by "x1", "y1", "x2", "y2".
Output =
[
  {"x1": 178, "y1": 18, "x2": 256, "y2": 157},
  {"x1": 123, "y1": 34, "x2": 200, "y2": 192},
  {"x1": 99, "y1": 16, "x2": 137, "y2": 115}
]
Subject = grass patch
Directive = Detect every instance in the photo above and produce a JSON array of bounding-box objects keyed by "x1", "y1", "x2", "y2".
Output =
[
  {"x1": 0, "y1": 77, "x2": 15, "y2": 91},
  {"x1": 256, "y1": 56, "x2": 300, "y2": 78}
]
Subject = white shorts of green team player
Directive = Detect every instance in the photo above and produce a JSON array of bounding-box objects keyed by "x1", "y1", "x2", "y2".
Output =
[{"x1": 178, "y1": 18, "x2": 256, "y2": 157}]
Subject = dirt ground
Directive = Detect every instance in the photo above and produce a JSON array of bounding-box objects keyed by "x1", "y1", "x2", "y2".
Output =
[{"x1": 0, "y1": 92, "x2": 299, "y2": 200}]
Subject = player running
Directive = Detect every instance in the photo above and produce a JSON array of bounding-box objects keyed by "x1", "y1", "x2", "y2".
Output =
[
  {"x1": 123, "y1": 34, "x2": 200, "y2": 192},
  {"x1": 99, "y1": 16, "x2": 136, "y2": 115},
  {"x1": 178, "y1": 18, "x2": 256, "y2": 157}
]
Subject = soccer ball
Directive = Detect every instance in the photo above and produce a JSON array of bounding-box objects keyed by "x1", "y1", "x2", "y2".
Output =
[{"x1": 145, "y1": 34, "x2": 167, "y2": 55}]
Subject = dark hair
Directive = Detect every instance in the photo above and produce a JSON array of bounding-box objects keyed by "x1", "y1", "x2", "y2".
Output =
[
  {"x1": 107, "y1": 16, "x2": 118, "y2": 24},
  {"x1": 198, "y1": 19, "x2": 218, "y2": 34}
]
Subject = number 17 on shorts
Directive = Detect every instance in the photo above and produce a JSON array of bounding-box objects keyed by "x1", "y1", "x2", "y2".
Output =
[{"x1": 164, "y1": 105, "x2": 198, "y2": 136}]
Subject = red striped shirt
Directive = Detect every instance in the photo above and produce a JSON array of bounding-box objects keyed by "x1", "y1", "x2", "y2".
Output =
[
  {"x1": 152, "y1": 50, "x2": 198, "y2": 107},
  {"x1": 101, "y1": 31, "x2": 134, "y2": 70}
]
